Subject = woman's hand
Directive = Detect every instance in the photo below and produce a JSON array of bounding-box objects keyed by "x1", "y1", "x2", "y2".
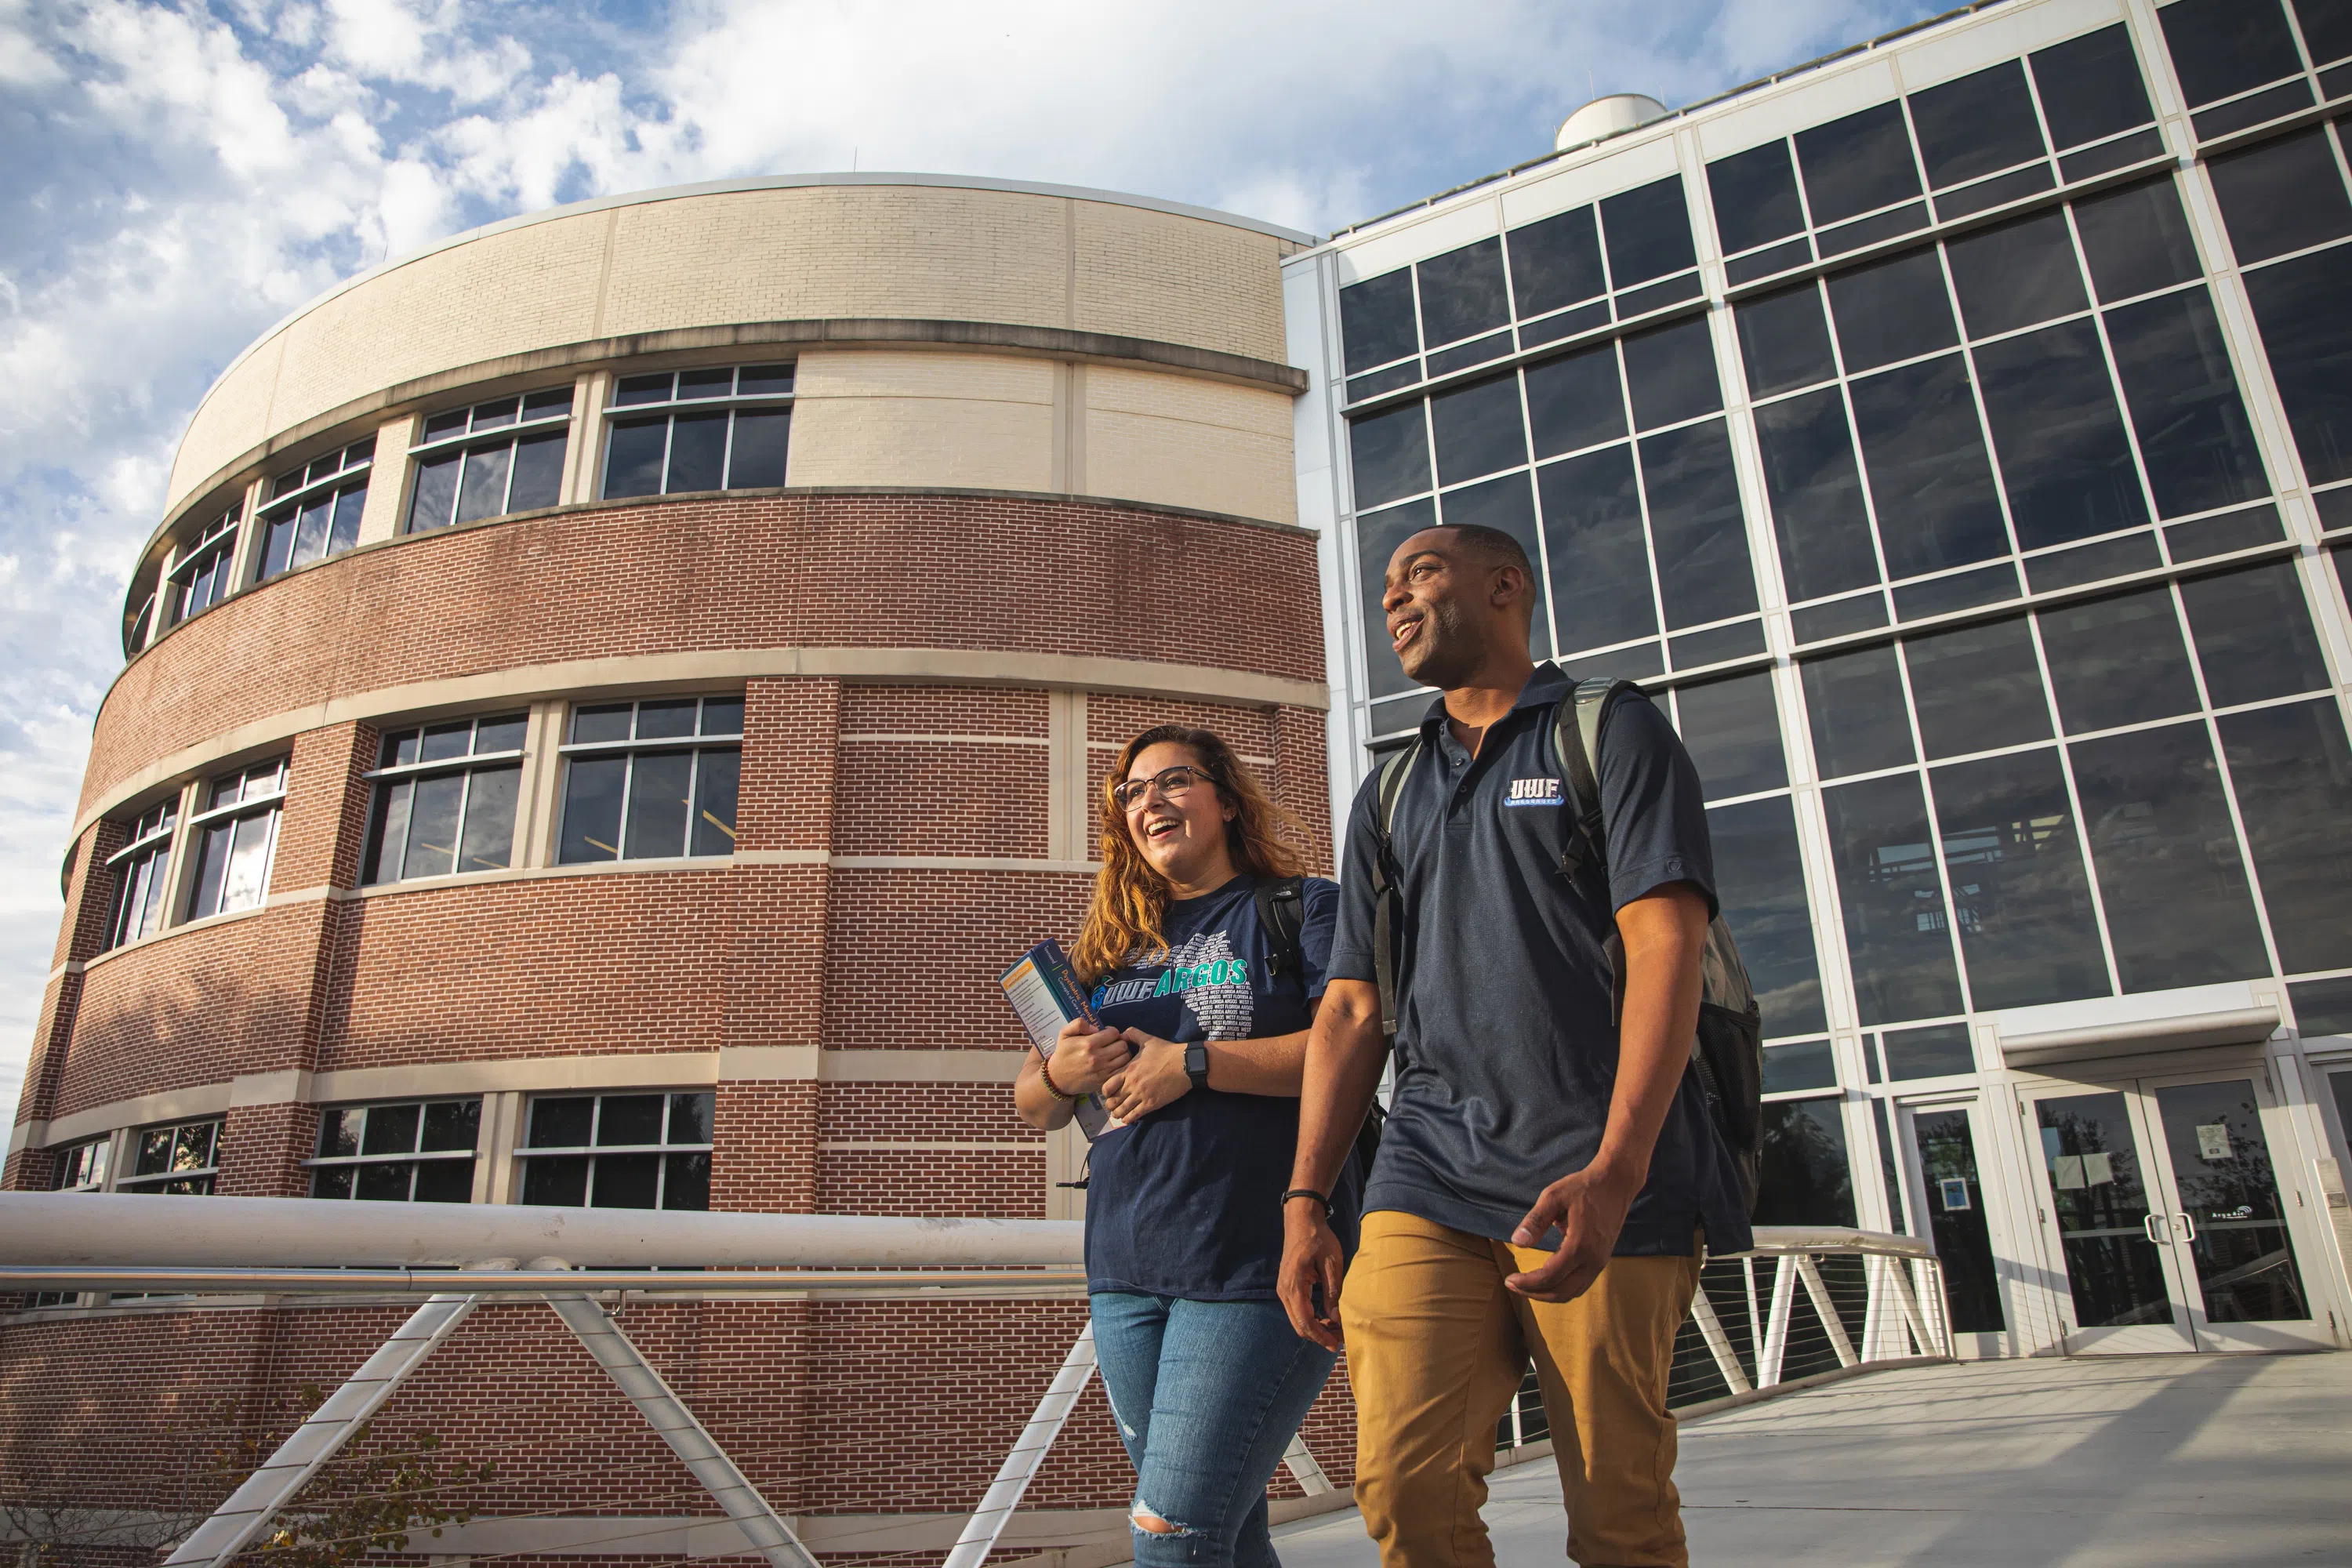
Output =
[
  {"x1": 1046, "y1": 1016, "x2": 1132, "y2": 1097},
  {"x1": 1100, "y1": 1029, "x2": 1194, "y2": 1123}
]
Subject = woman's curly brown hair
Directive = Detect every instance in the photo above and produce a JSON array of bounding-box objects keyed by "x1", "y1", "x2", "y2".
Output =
[{"x1": 1069, "y1": 724, "x2": 1308, "y2": 985}]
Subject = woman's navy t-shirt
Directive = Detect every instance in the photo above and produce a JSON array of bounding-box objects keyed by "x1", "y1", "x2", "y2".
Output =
[{"x1": 1081, "y1": 873, "x2": 1360, "y2": 1301}]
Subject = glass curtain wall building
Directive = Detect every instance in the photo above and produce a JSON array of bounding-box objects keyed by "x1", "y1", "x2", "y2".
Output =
[{"x1": 1289, "y1": 0, "x2": 2352, "y2": 1359}]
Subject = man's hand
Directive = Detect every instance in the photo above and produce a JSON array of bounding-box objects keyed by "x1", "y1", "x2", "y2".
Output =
[
  {"x1": 1099, "y1": 1029, "x2": 1190, "y2": 1122},
  {"x1": 1047, "y1": 1017, "x2": 1131, "y2": 1096},
  {"x1": 1504, "y1": 1162, "x2": 1642, "y2": 1302},
  {"x1": 1278, "y1": 1200, "x2": 1348, "y2": 1351}
]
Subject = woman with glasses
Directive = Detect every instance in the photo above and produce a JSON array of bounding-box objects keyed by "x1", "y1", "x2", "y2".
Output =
[{"x1": 1014, "y1": 723, "x2": 1356, "y2": 1568}]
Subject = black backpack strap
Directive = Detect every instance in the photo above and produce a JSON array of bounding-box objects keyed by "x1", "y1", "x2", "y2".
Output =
[
  {"x1": 1253, "y1": 874, "x2": 1308, "y2": 982},
  {"x1": 1369, "y1": 739, "x2": 1422, "y2": 1043}
]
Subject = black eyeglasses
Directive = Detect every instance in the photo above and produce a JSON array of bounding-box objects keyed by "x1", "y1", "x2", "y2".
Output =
[{"x1": 1114, "y1": 764, "x2": 1215, "y2": 813}]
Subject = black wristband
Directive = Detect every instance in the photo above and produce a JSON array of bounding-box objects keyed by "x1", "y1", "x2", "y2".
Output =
[{"x1": 1280, "y1": 1188, "x2": 1332, "y2": 1213}]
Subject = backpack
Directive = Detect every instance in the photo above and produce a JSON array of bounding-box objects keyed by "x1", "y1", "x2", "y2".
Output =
[
  {"x1": 1255, "y1": 876, "x2": 1386, "y2": 1175},
  {"x1": 1367, "y1": 673, "x2": 1766, "y2": 1215}
]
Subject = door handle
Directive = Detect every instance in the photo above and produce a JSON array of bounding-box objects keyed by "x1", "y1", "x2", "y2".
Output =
[
  {"x1": 2143, "y1": 1213, "x2": 2165, "y2": 1244},
  {"x1": 2174, "y1": 1212, "x2": 2197, "y2": 1242}
]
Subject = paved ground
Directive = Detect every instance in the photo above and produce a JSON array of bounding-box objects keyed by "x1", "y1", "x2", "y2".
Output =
[{"x1": 1262, "y1": 1353, "x2": 2352, "y2": 1566}]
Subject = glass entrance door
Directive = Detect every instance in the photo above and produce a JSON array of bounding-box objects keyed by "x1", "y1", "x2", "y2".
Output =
[
  {"x1": 1898, "y1": 1104, "x2": 2007, "y2": 1340},
  {"x1": 2024, "y1": 1071, "x2": 2327, "y2": 1354}
]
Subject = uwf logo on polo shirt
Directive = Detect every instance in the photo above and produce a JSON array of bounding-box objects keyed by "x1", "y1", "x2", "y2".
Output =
[{"x1": 1504, "y1": 775, "x2": 1563, "y2": 808}]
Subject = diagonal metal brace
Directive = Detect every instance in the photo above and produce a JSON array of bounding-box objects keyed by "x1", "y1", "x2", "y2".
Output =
[
  {"x1": 165, "y1": 1291, "x2": 481, "y2": 1567},
  {"x1": 541, "y1": 1292, "x2": 818, "y2": 1568},
  {"x1": 944, "y1": 1323, "x2": 1098, "y2": 1568}
]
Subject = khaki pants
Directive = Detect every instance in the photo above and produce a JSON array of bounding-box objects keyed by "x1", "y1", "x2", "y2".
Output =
[{"x1": 1341, "y1": 1210, "x2": 1702, "y2": 1568}]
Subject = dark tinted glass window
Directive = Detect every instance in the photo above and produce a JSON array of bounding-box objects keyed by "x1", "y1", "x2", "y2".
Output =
[
  {"x1": 2071, "y1": 180, "x2": 2202, "y2": 303},
  {"x1": 1441, "y1": 474, "x2": 1552, "y2": 660},
  {"x1": 1933, "y1": 749, "x2": 2109, "y2": 1009},
  {"x1": 2208, "y1": 130, "x2": 2352, "y2": 266},
  {"x1": 1803, "y1": 643, "x2": 1916, "y2": 777},
  {"x1": 604, "y1": 419, "x2": 666, "y2": 499},
  {"x1": 1796, "y1": 102, "x2": 1923, "y2": 226},
  {"x1": 1849, "y1": 355, "x2": 2010, "y2": 579},
  {"x1": 1525, "y1": 343, "x2": 1626, "y2": 458},
  {"x1": 1945, "y1": 211, "x2": 2088, "y2": 339},
  {"x1": 2220, "y1": 699, "x2": 2352, "y2": 972},
  {"x1": 1756, "y1": 388, "x2": 1880, "y2": 603},
  {"x1": 1341, "y1": 270, "x2": 1419, "y2": 373},
  {"x1": 1540, "y1": 445, "x2": 1655, "y2": 652},
  {"x1": 2296, "y1": 975, "x2": 2352, "y2": 1033},
  {"x1": 1737, "y1": 285, "x2": 1838, "y2": 398},
  {"x1": 2071, "y1": 721, "x2": 2270, "y2": 990},
  {"x1": 1621, "y1": 317, "x2": 1722, "y2": 430},
  {"x1": 1600, "y1": 176, "x2": 1697, "y2": 289},
  {"x1": 1357, "y1": 499, "x2": 1438, "y2": 699},
  {"x1": 1903, "y1": 617, "x2": 2053, "y2": 760},
  {"x1": 2031, "y1": 25, "x2": 2155, "y2": 149},
  {"x1": 1755, "y1": 1099, "x2": 1857, "y2": 1228},
  {"x1": 1429, "y1": 375, "x2": 1528, "y2": 485},
  {"x1": 1826, "y1": 250, "x2": 1958, "y2": 372},
  {"x1": 2158, "y1": 0, "x2": 2304, "y2": 107},
  {"x1": 1883, "y1": 1023, "x2": 1975, "y2": 1079},
  {"x1": 1508, "y1": 207, "x2": 1606, "y2": 318},
  {"x1": 1973, "y1": 319, "x2": 2150, "y2": 550},
  {"x1": 2037, "y1": 587, "x2": 2201, "y2": 733},
  {"x1": 2103, "y1": 289, "x2": 2270, "y2": 516},
  {"x1": 1910, "y1": 62, "x2": 2045, "y2": 188},
  {"x1": 1762, "y1": 1040, "x2": 1838, "y2": 1094},
  {"x1": 1709, "y1": 795, "x2": 1828, "y2": 1037},
  {"x1": 1676, "y1": 671, "x2": 1787, "y2": 799},
  {"x1": 1709, "y1": 140, "x2": 1806, "y2": 253},
  {"x1": 2179, "y1": 561, "x2": 2332, "y2": 704},
  {"x1": 1641, "y1": 419, "x2": 1757, "y2": 628},
  {"x1": 1417, "y1": 238, "x2": 1511, "y2": 348},
  {"x1": 2241, "y1": 246, "x2": 2352, "y2": 485},
  {"x1": 2302, "y1": 0, "x2": 2352, "y2": 64},
  {"x1": 1349, "y1": 405, "x2": 1431, "y2": 508},
  {"x1": 1824, "y1": 773, "x2": 1966, "y2": 1023}
]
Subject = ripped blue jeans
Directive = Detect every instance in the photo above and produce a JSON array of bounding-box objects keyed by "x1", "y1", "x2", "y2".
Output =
[{"x1": 1089, "y1": 1292, "x2": 1338, "y2": 1568}]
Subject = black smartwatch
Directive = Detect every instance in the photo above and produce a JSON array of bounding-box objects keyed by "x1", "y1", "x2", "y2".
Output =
[{"x1": 1184, "y1": 1041, "x2": 1210, "y2": 1091}]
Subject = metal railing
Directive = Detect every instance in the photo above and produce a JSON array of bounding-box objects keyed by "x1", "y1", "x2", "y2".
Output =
[{"x1": 0, "y1": 1196, "x2": 1947, "y2": 1568}]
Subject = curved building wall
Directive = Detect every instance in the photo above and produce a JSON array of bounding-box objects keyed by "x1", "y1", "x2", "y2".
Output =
[{"x1": 4, "y1": 176, "x2": 1344, "y2": 1555}]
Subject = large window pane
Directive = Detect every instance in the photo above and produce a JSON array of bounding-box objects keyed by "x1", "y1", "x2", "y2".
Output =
[
  {"x1": 1639, "y1": 419, "x2": 1756, "y2": 629},
  {"x1": 1675, "y1": 672, "x2": 1786, "y2": 799},
  {"x1": 407, "y1": 452, "x2": 460, "y2": 533},
  {"x1": 1430, "y1": 375, "x2": 1528, "y2": 485},
  {"x1": 1755, "y1": 388, "x2": 1878, "y2": 602},
  {"x1": 604, "y1": 418, "x2": 666, "y2": 499},
  {"x1": 1357, "y1": 499, "x2": 1438, "y2": 699},
  {"x1": 2070, "y1": 722, "x2": 2269, "y2": 991},
  {"x1": 2158, "y1": 0, "x2": 2305, "y2": 107},
  {"x1": 623, "y1": 751, "x2": 694, "y2": 858},
  {"x1": 1441, "y1": 473, "x2": 1550, "y2": 659},
  {"x1": 1944, "y1": 211, "x2": 2087, "y2": 339},
  {"x1": 1341, "y1": 270, "x2": 1417, "y2": 372},
  {"x1": 1599, "y1": 176, "x2": 1697, "y2": 289},
  {"x1": 1417, "y1": 239, "x2": 1509, "y2": 347},
  {"x1": 691, "y1": 750, "x2": 741, "y2": 855},
  {"x1": 457, "y1": 764, "x2": 520, "y2": 873},
  {"x1": 728, "y1": 409, "x2": 790, "y2": 487},
  {"x1": 2208, "y1": 130, "x2": 2352, "y2": 266},
  {"x1": 1902, "y1": 617, "x2": 2053, "y2": 760},
  {"x1": 1824, "y1": 773, "x2": 1965, "y2": 1024},
  {"x1": 2030, "y1": 25, "x2": 2154, "y2": 149},
  {"x1": 2240, "y1": 246, "x2": 2352, "y2": 485},
  {"x1": 1796, "y1": 101, "x2": 1922, "y2": 227},
  {"x1": 1849, "y1": 355, "x2": 2009, "y2": 579},
  {"x1": 2071, "y1": 180, "x2": 2201, "y2": 304},
  {"x1": 2305, "y1": 0, "x2": 2352, "y2": 65},
  {"x1": 2036, "y1": 587, "x2": 2201, "y2": 733},
  {"x1": 1802, "y1": 644, "x2": 1916, "y2": 778},
  {"x1": 666, "y1": 412, "x2": 728, "y2": 492},
  {"x1": 454, "y1": 443, "x2": 511, "y2": 527},
  {"x1": 1538, "y1": 446, "x2": 1653, "y2": 652},
  {"x1": 1348, "y1": 405, "x2": 1431, "y2": 509},
  {"x1": 401, "y1": 773, "x2": 464, "y2": 880},
  {"x1": 2219, "y1": 699, "x2": 2352, "y2": 974},
  {"x1": 1708, "y1": 796, "x2": 1827, "y2": 1037},
  {"x1": 1708, "y1": 141, "x2": 1805, "y2": 254},
  {"x1": 1755, "y1": 1099, "x2": 1857, "y2": 1227},
  {"x1": 1525, "y1": 344, "x2": 1626, "y2": 458},
  {"x1": 1932, "y1": 749, "x2": 2109, "y2": 1009},
  {"x1": 2179, "y1": 561, "x2": 2332, "y2": 706},
  {"x1": 510, "y1": 430, "x2": 567, "y2": 511},
  {"x1": 1973, "y1": 319, "x2": 2148, "y2": 550},
  {"x1": 1909, "y1": 61, "x2": 2044, "y2": 188},
  {"x1": 1507, "y1": 206, "x2": 1606, "y2": 318},
  {"x1": 1737, "y1": 285, "x2": 1838, "y2": 398},
  {"x1": 1827, "y1": 249, "x2": 1958, "y2": 372},
  {"x1": 2103, "y1": 288, "x2": 2269, "y2": 517},
  {"x1": 1620, "y1": 317, "x2": 1721, "y2": 431},
  {"x1": 559, "y1": 755, "x2": 627, "y2": 863}
]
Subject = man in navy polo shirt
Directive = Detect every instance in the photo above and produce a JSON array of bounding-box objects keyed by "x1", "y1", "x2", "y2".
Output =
[{"x1": 1277, "y1": 524, "x2": 1748, "y2": 1568}]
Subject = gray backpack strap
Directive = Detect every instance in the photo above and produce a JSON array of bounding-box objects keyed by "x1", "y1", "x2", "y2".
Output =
[
  {"x1": 1370, "y1": 739, "x2": 1422, "y2": 1043},
  {"x1": 1555, "y1": 676, "x2": 1632, "y2": 887}
]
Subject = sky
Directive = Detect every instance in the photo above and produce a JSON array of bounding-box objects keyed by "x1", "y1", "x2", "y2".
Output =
[{"x1": 0, "y1": 0, "x2": 1947, "y2": 1112}]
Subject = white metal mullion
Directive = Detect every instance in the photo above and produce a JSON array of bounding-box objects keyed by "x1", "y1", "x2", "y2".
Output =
[
  {"x1": 615, "y1": 739, "x2": 638, "y2": 861},
  {"x1": 1934, "y1": 239, "x2": 2027, "y2": 568},
  {"x1": 2058, "y1": 198, "x2": 2169, "y2": 545},
  {"x1": 2167, "y1": 575, "x2": 2292, "y2": 981},
  {"x1": 720, "y1": 408, "x2": 739, "y2": 489},
  {"x1": 2019, "y1": 610, "x2": 2125, "y2": 999},
  {"x1": 1616, "y1": 342, "x2": 1671, "y2": 652},
  {"x1": 1889, "y1": 637, "x2": 1975, "y2": 1017},
  {"x1": 1514, "y1": 368, "x2": 1563, "y2": 657}
]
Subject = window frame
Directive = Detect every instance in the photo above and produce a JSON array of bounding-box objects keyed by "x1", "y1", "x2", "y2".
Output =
[
  {"x1": 597, "y1": 363, "x2": 797, "y2": 499},
  {"x1": 304, "y1": 1098, "x2": 484, "y2": 1202},
  {"x1": 405, "y1": 389, "x2": 576, "y2": 535},
  {"x1": 183, "y1": 759, "x2": 289, "y2": 923},
  {"x1": 162, "y1": 507, "x2": 242, "y2": 630},
  {"x1": 511, "y1": 1091, "x2": 715, "y2": 1211},
  {"x1": 253, "y1": 442, "x2": 375, "y2": 585},
  {"x1": 117, "y1": 1117, "x2": 225, "y2": 1195},
  {"x1": 103, "y1": 798, "x2": 181, "y2": 950},
  {"x1": 554, "y1": 695, "x2": 746, "y2": 865},
  {"x1": 361, "y1": 714, "x2": 531, "y2": 885}
]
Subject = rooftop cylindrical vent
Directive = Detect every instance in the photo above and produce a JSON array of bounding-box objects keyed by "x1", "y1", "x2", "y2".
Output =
[{"x1": 1555, "y1": 93, "x2": 1669, "y2": 151}]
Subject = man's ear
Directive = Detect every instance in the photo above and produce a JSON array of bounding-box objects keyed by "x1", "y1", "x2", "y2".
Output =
[{"x1": 1490, "y1": 562, "x2": 1527, "y2": 610}]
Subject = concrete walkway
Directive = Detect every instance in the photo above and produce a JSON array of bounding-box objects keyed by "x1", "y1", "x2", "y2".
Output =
[{"x1": 1263, "y1": 1353, "x2": 2352, "y2": 1566}]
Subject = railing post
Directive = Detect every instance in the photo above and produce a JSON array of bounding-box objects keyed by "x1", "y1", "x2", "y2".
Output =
[
  {"x1": 1757, "y1": 1254, "x2": 1797, "y2": 1389},
  {"x1": 1282, "y1": 1433, "x2": 1334, "y2": 1495},
  {"x1": 1686, "y1": 1285, "x2": 1753, "y2": 1396},
  {"x1": 1794, "y1": 1253, "x2": 1857, "y2": 1368},
  {"x1": 1860, "y1": 1254, "x2": 1887, "y2": 1363},
  {"x1": 944, "y1": 1323, "x2": 1099, "y2": 1568}
]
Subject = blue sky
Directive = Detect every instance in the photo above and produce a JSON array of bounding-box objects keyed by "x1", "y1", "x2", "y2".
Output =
[{"x1": 0, "y1": 0, "x2": 1944, "y2": 1108}]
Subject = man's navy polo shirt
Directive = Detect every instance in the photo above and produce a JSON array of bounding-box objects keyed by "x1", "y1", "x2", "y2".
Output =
[{"x1": 1327, "y1": 664, "x2": 1755, "y2": 1258}]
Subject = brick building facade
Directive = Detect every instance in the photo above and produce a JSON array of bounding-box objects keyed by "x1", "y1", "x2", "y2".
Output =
[{"x1": 2, "y1": 176, "x2": 1350, "y2": 1565}]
